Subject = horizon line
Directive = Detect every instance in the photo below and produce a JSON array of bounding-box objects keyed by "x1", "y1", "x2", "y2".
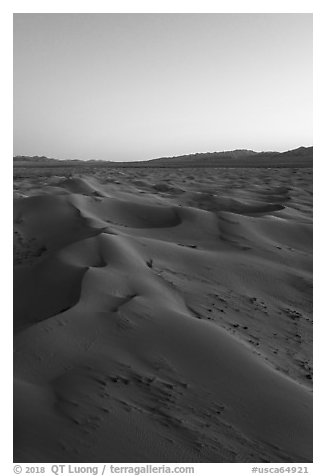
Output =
[{"x1": 13, "y1": 145, "x2": 313, "y2": 163}]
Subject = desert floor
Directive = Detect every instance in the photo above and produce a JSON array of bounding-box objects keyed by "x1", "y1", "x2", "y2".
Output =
[{"x1": 13, "y1": 166, "x2": 312, "y2": 463}]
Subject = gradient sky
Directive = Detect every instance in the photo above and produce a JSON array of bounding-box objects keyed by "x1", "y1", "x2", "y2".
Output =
[{"x1": 13, "y1": 13, "x2": 312, "y2": 161}]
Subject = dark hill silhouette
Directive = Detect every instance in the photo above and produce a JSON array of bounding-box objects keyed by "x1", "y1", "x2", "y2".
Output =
[
  {"x1": 147, "y1": 149, "x2": 260, "y2": 163},
  {"x1": 13, "y1": 155, "x2": 59, "y2": 163},
  {"x1": 13, "y1": 147, "x2": 313, "y2": 168},
  {"x1": 143, "y1": 147, "x2": 312, "y2": 168}
]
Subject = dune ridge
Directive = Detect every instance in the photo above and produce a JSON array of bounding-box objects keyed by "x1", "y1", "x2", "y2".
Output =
[{"x1": 14, "y1": 167, "x2": 312, "y2": 463}]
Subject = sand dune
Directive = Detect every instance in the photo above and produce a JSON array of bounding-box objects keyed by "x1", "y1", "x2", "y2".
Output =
[{"x1": 13, "y1": 166, "x2": 312, "y2": 462}]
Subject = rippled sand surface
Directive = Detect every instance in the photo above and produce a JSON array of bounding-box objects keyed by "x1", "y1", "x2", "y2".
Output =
[{"x1": 14, "y1": 166, "x2": 312, "y2": 463}]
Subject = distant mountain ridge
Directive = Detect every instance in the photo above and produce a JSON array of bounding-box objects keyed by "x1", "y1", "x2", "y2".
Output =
[
  {"x1": 13, "y1": 146, "x2": 313, "y2": 168},
  {"x1": 13, "y1": 156, "x2": 108, "y2": 165},
  {"x1": 143, "y1": 146, "x2": 312, "y2": 168},
  {"x1": 147, "y1": 149, "x2": 275, "y2": 165},
  {"x1": 13, "y1": 155, "x2": 58, "y2": 162},
  {"x1": 147, "y1": 147, "x2": 311, "y2": 165},
  {"x1": 147, "y1": 149, "x2": 260, "y2": 162}
]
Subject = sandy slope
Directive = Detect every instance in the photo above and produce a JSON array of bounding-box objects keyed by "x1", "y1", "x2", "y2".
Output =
[{"x1": 13, "y1": 167, "x2": 312, "y2": 463}]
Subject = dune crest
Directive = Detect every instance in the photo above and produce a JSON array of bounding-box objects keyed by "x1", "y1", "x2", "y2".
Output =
[{"x1": 14, "y1": 167, "x2": 312, "y2": 462}]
